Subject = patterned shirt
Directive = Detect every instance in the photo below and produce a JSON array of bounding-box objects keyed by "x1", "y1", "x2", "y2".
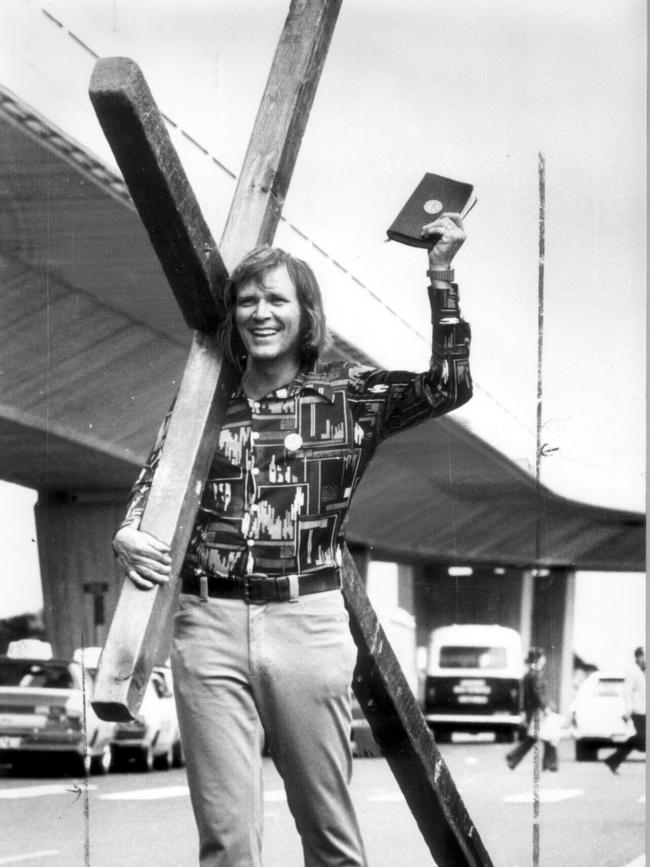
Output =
[{"x1": 121, "y1": 280, "x2": 472, "y2": 578}]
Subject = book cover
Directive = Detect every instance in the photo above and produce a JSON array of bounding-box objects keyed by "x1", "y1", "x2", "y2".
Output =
[{"x1": 386, "y1": 173, "x2": 476, "y2": 248}]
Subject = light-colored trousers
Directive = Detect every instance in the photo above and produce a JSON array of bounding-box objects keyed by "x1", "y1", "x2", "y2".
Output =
[{"x1": 171, "y1": 589, "x2": 368, "y2": 867}]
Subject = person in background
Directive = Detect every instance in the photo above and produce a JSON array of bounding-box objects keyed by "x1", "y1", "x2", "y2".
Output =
[
  {"x1": 604, "y1": 646, "x2": 646, "y2": 774},
  {"x1": 506, "y1": 647, "x2": 558, "y2": 772}
]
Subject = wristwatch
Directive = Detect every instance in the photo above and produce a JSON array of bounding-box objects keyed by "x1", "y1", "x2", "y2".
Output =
[{"x1": 427, "y1": 267, "x2": 455, "y2": 282}]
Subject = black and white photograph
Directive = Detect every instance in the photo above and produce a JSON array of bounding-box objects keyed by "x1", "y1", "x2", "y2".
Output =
[{"x1": 0, "y1": 2, "x2": 645, "y2": 866}]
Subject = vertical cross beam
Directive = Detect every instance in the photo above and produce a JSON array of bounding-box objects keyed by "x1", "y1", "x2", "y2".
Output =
[{"x1": 87, "y1": 3, "x2": 494, "y2": 864}]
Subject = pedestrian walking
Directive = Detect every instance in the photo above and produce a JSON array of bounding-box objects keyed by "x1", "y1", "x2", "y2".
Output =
[
  {"x1": 604, "y1": 646, "x2": 646, "y2": 774},
  {"x1": 506, "y1": 647, "x2": 559, "y2": 772}
]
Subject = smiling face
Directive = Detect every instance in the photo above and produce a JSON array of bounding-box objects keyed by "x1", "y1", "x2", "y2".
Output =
[{"x1": 234, "y1": 264, "x2": 303, "y2": 368}]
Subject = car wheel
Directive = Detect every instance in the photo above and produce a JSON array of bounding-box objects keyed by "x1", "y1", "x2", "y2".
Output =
[
  {"x1": 111, "y1": 748, "x2": 129, "y2": 773},
  {"x1": 575, "y1": 740, "x2": 599, "y2": 761},
  {"x1": 134, "y1": 744, "x2": 154, "y2": 772},
  {"x1": 432, "y1": 727, "x2": 451, "y2": 744},
  {"x1": 153, "y1": 745, "x2": 173, "y2": 771},
  {"x1": 9, "y1": 754, "x2": 34, "y2": 776},
  {"x1": 90, "y1": 744, "x2": 113, "y2": 775},
  {"x1": 172, "y1": 738, "x2": 185, "y2": 768},
  {"x1": 351, "y1": 726, "x2": 380, "y2": 758},
  {"x1": 70, "y1": 752, "x2": 92, "y2": 777},
  {"x1": 494, "y1": 728, "x2": 516, "y2": 744}
]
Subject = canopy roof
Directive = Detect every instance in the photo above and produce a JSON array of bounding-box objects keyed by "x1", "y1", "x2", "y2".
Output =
[{"x1": 347, "y1": 416, "x2": 645, "y2": 571}]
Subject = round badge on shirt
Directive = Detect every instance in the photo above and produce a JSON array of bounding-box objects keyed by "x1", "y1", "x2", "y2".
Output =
[{"x1": 284, "y1": 433, "x2": 303, "y2": 451}]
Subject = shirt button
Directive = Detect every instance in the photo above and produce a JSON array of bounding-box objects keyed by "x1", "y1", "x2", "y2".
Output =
[{"x1": 284, "y1": 433, "x2": 303, "y2": 451}]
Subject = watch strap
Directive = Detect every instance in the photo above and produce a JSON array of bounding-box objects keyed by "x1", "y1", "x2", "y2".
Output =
[{"x1": 427, "y1": 267, "x2": 455, "y2": 283}]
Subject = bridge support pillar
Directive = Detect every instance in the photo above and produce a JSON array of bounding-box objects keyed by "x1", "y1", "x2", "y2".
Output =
[
  {"x1": 529, "y1": 567, "x2": 576, "y2": 714},
  {"x1": 34, "y1": 491, "x2": 129, "y2": 659}
]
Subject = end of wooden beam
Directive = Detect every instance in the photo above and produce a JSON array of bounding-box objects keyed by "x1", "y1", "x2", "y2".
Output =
[
  {"x1": 88, "y1": 57, "x2": 229, "y2": 334},
  {"x1": 91, "y1": 644, "x2": 156, "y2": 722},
  {"x1": 89, "y1": 56, "x2": 143, "y2": 96},
  {"x1": 90, "y1": 577, "x2": 164, "y2": 721},
  {"x1": 92, "y1": 699, "x2": 135, "y2": 724}
]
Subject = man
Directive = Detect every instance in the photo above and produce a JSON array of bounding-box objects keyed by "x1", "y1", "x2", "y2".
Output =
[
  {"x1": 112, "y1": 213, "x2": 472, "y2": 866},
  {"x1": 506, "y1": 647, "x2": 558, "y2": 772},
  {"x1": 604, "y1": 646, "x2": 646, "y2": 774}
]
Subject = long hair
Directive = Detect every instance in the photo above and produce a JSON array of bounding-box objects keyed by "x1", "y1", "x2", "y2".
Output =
[{"x1": 219, "y1": 246, "x2": 329, "y2": 371}]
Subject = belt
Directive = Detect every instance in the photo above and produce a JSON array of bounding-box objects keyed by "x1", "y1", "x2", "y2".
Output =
[{"x1": 180, "y1": 568, "x2": 341, "y2": 604}]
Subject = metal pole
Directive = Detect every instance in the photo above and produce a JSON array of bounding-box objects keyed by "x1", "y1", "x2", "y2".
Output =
[{"x1": 532, "y1": 149, "x2": 546, "y2": 867}]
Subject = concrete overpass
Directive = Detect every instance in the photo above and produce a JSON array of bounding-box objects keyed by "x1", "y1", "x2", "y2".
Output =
[{"x1": 0, "y1": 85, "x2": 644, "y2": 714}]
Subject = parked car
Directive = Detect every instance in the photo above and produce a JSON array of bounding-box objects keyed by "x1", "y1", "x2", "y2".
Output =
[
  {"x1": 0, "y1": 653, "x2": 116, "y2": 775},
  {"x1": 570, "y1": 670, "x2": 636, "y2": 761},
  {"x1": 153, "y1": 665, "x2": 184, "y2": 768},
  {"x1": 111, "y1": 666, "x2": 183, "y2": 772},
  {"x1": 423, "y1": 624, "x2": 524, "y2": 742}
]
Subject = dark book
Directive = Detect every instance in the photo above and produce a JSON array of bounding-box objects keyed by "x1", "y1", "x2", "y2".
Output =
[{"x1": 386, "y1": 173, "x2": 476, "y2": 248}]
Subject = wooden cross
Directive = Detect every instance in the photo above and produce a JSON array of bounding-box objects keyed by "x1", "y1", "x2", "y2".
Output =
[{"x1": 89, "y1": 3, "x2": 493, "y2": 865}]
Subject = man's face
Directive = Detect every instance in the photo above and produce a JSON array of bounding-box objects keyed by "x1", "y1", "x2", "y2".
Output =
[{"x1": 235, "y1": 264, "x2": 303, "y2": 366}]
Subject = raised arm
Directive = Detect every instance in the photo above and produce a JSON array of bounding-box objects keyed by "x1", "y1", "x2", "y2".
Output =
[{"x1": 352, "y1": 212, "x2": 472, "y2": 437}]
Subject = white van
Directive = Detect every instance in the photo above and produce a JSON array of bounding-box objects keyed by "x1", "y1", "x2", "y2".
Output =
[{"x1": 423, "y1": 624, "x2": 524, "y2": 742}]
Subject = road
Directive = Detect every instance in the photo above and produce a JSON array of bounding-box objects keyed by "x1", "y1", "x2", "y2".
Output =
[{"x1": 0, "y1": 740, "x2": 644, "y2": 867}]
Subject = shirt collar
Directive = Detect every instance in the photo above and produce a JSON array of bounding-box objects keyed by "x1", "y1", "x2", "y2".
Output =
[
  {"x1": 289, "y1": 367, "x2": 335, "y2": 403},
  {"x1": 232, "y1": 365, "x2": 335, "y2": 403}
]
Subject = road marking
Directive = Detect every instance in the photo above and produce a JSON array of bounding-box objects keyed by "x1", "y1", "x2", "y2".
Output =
[
  {"x1": 367, "y1": 792, "x2": 405, "y2": 803},
  {"x1": 622, "y1": 856, "x2": 644, "y2": 867},
  {"x1": 0, "y1": 853, "x2": 59, "y2": 864},
  {"x1": 503, "y1": 788, "x2": 583, "y2": 804},
  {"x1": 99, "y1": 786, "x2": 289, "y2": 802},
  {"x1": 0, "y1": 784, "x2": 97, "y2": 799},
  {"x1": 100, "y1": 785, "x2": 190, "y2": 800}
]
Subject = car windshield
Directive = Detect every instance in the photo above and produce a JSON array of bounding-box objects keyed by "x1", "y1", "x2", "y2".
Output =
[
  {"x1": 439, "y1": 646, "x2": 507, "y2": 669},
  {"x1": 594, "y1": 678, "x2": 624, "y2": 698},
  {"x1": 0, "y1": 659, "x2": 74, "y2": 689}
]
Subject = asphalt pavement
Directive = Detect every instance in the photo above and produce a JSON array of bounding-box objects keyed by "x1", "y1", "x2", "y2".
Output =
[{"x1": 0, "y1": 739, "x2": 644, "y2": 867}]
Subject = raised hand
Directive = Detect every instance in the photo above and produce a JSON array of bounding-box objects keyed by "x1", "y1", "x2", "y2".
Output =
[{"x1": 422, "y1": 212, "x2": 466, "y2": 268}]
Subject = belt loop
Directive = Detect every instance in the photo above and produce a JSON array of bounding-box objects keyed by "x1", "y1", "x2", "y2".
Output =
[
  {"x1": 199, "y1": 573, "x2": 209, "y2": 602},
  {"x1": 288, "y1": 574, "x2": 299, "y2": 602}
]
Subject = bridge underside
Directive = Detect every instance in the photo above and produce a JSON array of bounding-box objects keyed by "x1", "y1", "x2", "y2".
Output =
[{"x1": 0, "y1": 87, "x2": 644, "y2": 689}]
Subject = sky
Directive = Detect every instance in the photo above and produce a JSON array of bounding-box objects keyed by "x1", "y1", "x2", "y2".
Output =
[
  {"x1": 0, "y1": 0, "x2": 646, "y2": 662},
  {"x1": 3, "y1": 0, "x2": 642, "y2": 507}
]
